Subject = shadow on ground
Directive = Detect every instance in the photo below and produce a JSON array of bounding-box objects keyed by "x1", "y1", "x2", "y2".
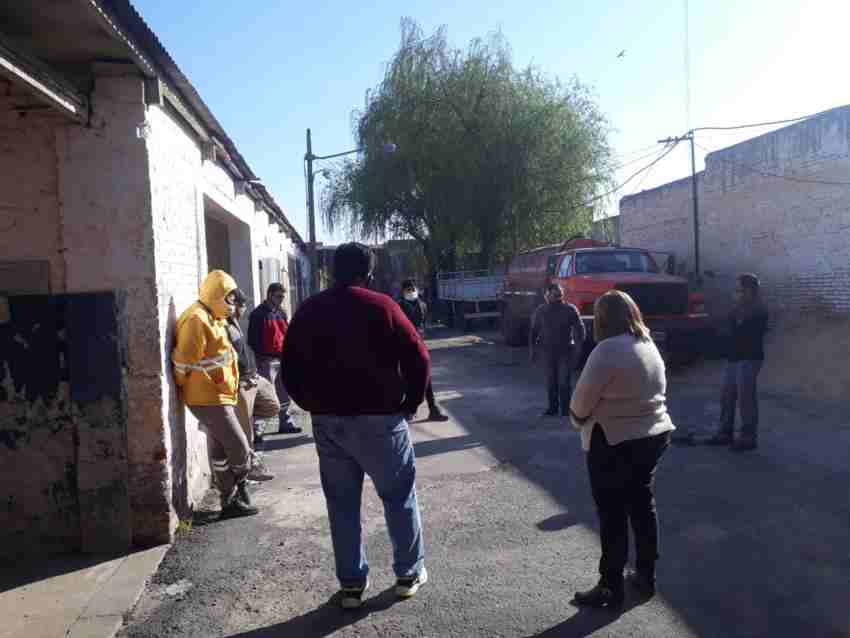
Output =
[
  {"x1": 424, "y1": 332, "x2": 850, "y2": 638},
  {"x1": 227, "y1": 588, "x2": 402, "y2": 638},
  {"x1": 525, "y1": 600, "x2": 645, "y2": 638},
  {"x1": 260, "y1": 434, "x2": 314, "y2": 452}
]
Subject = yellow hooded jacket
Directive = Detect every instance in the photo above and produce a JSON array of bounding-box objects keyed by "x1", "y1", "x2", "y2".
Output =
[{"x1": 172, "y1": 270, "x2": 240, "y2": 406}]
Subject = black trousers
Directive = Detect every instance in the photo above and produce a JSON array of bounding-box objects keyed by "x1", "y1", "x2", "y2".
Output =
[
  {"x1": 425, "y1": 379, "x2": 437, "y2": 411},
  {"x1": 587, "y1": 425, "x2": 671, "y2": 584},
  {"x1": 545, "y1": 352, "x2": 573, "y2": 415}
]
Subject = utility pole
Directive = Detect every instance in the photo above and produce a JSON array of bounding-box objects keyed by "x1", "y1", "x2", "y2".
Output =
[
  {"x1": 305, "y1": 128, "x2": 318, "y2": 296},
  {"x1": 658, "y1": 132, "x2": 701, "y2": 287}
]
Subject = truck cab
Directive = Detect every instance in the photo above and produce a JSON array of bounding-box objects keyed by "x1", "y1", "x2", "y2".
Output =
[{"x1": 502, "y1": 238, "x2": 708, "y2": 362}]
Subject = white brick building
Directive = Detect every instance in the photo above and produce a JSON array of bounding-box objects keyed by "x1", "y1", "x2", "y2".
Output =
[
  {"x1": 619, "y1": 106, "x2": 850, "y2": 319},
  {"x1": 0, "y1": 1, "x2": 308, "y2": 551}
]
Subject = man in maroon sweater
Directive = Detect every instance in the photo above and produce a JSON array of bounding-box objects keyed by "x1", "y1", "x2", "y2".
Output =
[{"x1": 282, "y1": 243, "x2": 430, "y2": 609}]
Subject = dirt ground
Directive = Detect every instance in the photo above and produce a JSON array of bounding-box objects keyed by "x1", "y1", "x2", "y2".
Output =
[{"x1": 118, "y1": 329, "x2": 850, "y2": 638}]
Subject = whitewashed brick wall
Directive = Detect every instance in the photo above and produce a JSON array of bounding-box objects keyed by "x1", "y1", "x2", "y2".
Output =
[
  {"x1": 146, "y1": 103, "x2": 308, "y2": 515},
  {"x1": 146, "y1": 105, "x2": 209, "y2": 513},
  {"x1": 619, "y1": 106, "x2": 850, "y2": 319}
]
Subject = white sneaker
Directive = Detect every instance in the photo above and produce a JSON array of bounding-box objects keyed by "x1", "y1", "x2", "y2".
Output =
[{"x1": 395, "y1": 567, "x2": 428, "y2": 598}]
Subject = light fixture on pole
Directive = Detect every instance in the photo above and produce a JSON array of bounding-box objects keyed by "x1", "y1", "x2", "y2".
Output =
[{"x1": 304, "y1": 129, "x2": 397, "y2": 295}]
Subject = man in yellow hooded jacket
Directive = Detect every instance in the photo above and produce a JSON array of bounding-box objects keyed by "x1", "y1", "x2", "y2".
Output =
[{"x1": 172, "y1": 270, "x2": 258, "y2": 518}]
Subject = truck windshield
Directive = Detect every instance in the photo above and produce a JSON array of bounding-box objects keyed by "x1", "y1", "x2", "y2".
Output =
[{"x1": 574, "y1": 251, "x2": 659, "y2": 274}]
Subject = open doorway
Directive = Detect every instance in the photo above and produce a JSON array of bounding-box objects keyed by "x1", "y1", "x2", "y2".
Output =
[{"x1": 203, "y1": 195, "x2": 254, "y2": 309}]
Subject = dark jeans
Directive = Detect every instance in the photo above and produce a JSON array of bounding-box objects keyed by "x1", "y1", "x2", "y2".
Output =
[
  {"x1": 312, "y1": 414, "x2": 425, "y2": 586},
  {"x1": 425, "y1": 379, "x2": 437, "y2": 412},
  {"x1": 719, "y1": 360, "x2": 763, "y2": 441},
  {"x1": 587, "y1": 425, "x2": 671, "y2": 585},
  {"x1": 545, "y1": 352, "x2": 573, "y2": 415}
]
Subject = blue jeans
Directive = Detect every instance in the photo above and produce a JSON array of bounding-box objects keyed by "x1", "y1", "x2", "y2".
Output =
[
  {"x1": 720, "y1": 360, "x2": 763, "y2": 440},
  {"x1": 312, "y1": 414, "x2": 425, "y2": 586}
]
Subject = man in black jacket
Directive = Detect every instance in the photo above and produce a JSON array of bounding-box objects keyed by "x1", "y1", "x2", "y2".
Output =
[
  {"x1": 707, "y1": 273, "x2": 769, "y2": 451},
  {"x1": 398, "y1": 279, "x2": 448, "y2": 422},
  {"x1": 227, "y1": 290, "x2": 280, "y2": 480},
  {"x1": 530, "y1": 283, "x2": 586, "y2": 417}
]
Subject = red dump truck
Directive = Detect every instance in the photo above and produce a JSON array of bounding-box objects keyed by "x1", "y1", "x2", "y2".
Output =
[{"x1": 501, "y1": 237, "x2": 709, "y2": 362}]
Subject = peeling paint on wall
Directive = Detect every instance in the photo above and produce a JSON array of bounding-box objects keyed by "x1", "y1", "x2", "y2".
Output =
[{"x1": 0, "y1": 291, "x2": 130, "y2": 560}]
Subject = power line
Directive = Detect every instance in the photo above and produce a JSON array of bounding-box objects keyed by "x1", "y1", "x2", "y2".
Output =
[
  {"x1": 586, "y1": 141, "x2": 681, "y2": 207},
  {"x1": 694, "y1": 141, "x2": 850, "y2": 186},
  {"x1": 692, "y1": 107, "x2": 838, "y2": 133},
  {"x1": 612, "y1": 142, "x2": 667, "y2": 160},
  {"x1": 612, "y1": 147, "x2": 672, "y2": 171},
  {"x1": 683, "y1": 0, "x2": 691, "y2": 131}
]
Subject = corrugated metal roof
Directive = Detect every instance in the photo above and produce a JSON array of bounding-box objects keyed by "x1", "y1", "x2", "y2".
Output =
[{"x1": 97, "y1": 0, "x2": 305, "y2": 248}]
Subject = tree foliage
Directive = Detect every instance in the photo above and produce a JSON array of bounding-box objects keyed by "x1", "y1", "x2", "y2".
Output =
[{"x1": 322, "y1": 19, "x2": 612, "y2": 273}]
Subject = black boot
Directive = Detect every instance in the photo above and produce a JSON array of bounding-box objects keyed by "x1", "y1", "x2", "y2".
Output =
[
  {"x1": 427, "y1": 407, "x2": 450, "y2": 422},
  {"x1": 705, "y1": 431, "x2": 733, "y2": 446},
  {"x1": 626, "y1": 568, "x2": 656, "y2": 599},
  {"x1": 573, "y1": 579, "x2": 624, "y2": 608}
]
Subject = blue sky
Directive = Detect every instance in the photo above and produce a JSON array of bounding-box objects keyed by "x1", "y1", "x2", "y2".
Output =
[{"x1": 134, "y1": 0, "x2": 849, "y2": 243}]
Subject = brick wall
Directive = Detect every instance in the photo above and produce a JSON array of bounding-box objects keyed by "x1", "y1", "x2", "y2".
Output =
[
  {"x1": 0, "y1": 80, "x2": 65, "y2": 293},
  {"x1": 146, "y1": 105, "x2": 209, "y2": 523},
  {"x1": 620, "y1": 106, "x2": 850, "y2": 319}
]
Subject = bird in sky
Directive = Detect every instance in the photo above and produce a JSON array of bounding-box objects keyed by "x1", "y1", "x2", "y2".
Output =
[{"x1": 617, "y1": 49, "x2": 626, "y2": 58}]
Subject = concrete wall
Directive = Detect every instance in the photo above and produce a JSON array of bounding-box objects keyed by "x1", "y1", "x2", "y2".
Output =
[{"x1": 620, "y1": 106, "x2": 850, "y2": 319}]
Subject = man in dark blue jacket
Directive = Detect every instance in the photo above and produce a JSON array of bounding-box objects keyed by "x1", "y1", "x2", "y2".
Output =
[
  {"x1": 707, "y1": 273, "x2": 769, "y2": 451},
  {"x1": 397, "y1": 279, "x2": 448, "y2": 422}
]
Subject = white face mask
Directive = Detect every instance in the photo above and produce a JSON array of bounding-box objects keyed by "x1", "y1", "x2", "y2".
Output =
[{"x1": 404, "y1": 291, "x2": 418, "y2": 302}]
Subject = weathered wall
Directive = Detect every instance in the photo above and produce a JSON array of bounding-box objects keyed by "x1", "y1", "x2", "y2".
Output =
[
  {"x1": 0, "y1": 80, "x2": 65, "y2": 293},
  {"x1": 56, "y1": 67, "x2": 171, "y2": 545},
  {"x1": 145, "y1": 104, "x2": 210, "y2": 523},
  {"x1": 620, "y1": 106, "x2": 850, "y2": 319},
  {"x1": 0, "y1": 292, "x2": 129, "y2": 561}
]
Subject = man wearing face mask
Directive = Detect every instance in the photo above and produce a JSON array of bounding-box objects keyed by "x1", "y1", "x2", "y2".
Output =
[
  {"x1": 397, "y1": 279, "x2": 448, "y2": 422},
  {"x1": 530, "y1": 282, "x2": 586, "y2": 417},
  {"x1": 172, "y1": 270, "x2": 258, "y2": 519}
]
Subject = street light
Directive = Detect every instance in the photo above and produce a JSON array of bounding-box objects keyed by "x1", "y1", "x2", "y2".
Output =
[{"x1": 304, "y1": 128, "x2": 396, "y2": 295}]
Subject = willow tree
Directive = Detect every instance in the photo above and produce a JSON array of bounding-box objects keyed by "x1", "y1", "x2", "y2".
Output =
[{"x1": 322, "y1": 18, "x2": 612, "y2": 276}]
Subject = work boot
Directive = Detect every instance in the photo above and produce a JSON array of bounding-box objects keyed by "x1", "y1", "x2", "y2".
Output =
[
  {"x1": 427, "y1": 408, "x2": 449, "y2": 422},
  {"x1": 219, "y1": 481, "x2": 259, "y2": 519},
  {"x1": 247, "y1": 452, "x2": 275, "y2": 482},
  {"x1": 573, "y1": 578, "x2": 624, "y2": 608}
]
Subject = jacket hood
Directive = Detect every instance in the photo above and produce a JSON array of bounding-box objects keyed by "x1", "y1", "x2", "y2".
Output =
[{"x1": 199, "y1": 270, "x2": 238, "y2": 319}]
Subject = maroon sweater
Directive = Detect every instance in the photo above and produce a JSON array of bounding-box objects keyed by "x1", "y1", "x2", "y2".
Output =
[{"x1": 281, "y1": 285, "x2": 430, "y2": 415}]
